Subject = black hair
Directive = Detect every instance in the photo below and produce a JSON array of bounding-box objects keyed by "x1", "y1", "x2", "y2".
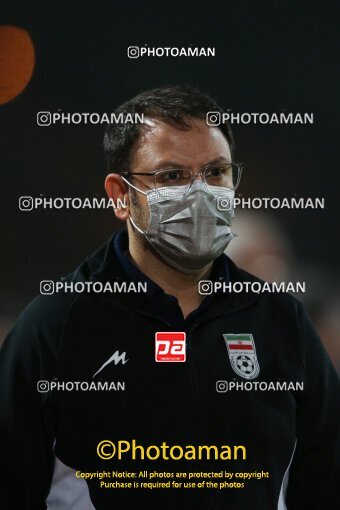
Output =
[{"x1": 103, "y1": 84, "x2": 234, "y2": 173}]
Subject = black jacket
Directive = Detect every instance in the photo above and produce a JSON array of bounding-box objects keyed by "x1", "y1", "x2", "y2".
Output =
[{"x1": 0, "y1": 234, "x2": 339, "y2": 510}]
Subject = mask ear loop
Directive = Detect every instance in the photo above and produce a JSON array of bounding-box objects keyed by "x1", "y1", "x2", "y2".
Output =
[
  {"x1": 120, "y1": 175, "x2": 147, "y2": 234},
  {"x1": 120, "y1": 175, "x2": 147, "y2": 195}
]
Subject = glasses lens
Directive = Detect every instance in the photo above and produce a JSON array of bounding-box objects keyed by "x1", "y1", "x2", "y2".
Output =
[
  {"x1": 204, "y1": 163, "x2": 240, "y2": 189},
  {"x1": 155, "y1": 169, "x2": 192, "y2": 193}
]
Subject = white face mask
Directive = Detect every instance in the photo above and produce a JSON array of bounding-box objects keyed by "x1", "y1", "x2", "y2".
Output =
[{"x1": 122, "y1": 178, "x2": 236, "y2": 273}]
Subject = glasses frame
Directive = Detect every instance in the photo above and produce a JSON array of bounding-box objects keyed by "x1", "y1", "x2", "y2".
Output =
[{"x1": 120, "y1": 162, "x2": 244, "y2": 195}]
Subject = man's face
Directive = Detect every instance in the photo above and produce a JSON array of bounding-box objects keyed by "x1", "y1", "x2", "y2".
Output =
[{"x1": 127, "y1": 117, "x2": 232, "y2": 233}]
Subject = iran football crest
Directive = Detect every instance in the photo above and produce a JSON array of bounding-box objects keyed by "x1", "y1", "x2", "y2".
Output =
[{"x1": 223, "y1": 334, "x2": 260, "y2": 380}]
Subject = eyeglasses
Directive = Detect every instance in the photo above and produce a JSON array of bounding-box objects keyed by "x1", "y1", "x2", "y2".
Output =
[{"x1": 120, "y1": 162, "x2": 243, "y2": 195}]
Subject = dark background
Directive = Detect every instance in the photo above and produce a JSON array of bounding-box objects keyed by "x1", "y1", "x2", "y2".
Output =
[{"x1": 0, "y1": 1, "x2": 339, "y2": 360}]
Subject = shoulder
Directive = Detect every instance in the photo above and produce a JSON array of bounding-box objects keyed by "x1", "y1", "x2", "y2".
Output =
[
  {"x1": 226, "y1": 254, "x2": 304, "y2": 315},
  {"x1": 1, "y1": 292, "x2": 81, "y2": 366}
]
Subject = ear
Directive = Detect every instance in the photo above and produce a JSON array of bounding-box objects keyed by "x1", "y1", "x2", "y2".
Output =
[{"x1": 104, "y1": 173, "x2": 130, "y2": 221}]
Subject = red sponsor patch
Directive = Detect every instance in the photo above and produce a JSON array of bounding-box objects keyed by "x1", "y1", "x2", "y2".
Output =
[{"x1": 155, "y1": 332, "x2": 186, "y2": 362}]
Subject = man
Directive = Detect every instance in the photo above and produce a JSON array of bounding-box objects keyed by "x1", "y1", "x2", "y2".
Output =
[{"x1": 0, "y1": 85, "x2": 339, "y2": 509}]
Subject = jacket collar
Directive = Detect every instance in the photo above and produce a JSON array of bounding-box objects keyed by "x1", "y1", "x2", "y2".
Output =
[{"x1": 83, "y1": 232, "x2": 261, "y2": 313}]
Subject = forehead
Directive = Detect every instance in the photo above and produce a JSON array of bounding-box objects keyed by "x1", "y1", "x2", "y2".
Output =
[{"x1": 130, "y1": 117, "x2": 231, "y2": 169}]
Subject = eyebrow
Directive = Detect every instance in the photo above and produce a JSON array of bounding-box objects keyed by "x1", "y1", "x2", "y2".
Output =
[{"x1": 154, "y1": 156, "x2": 231, "y2": 170}]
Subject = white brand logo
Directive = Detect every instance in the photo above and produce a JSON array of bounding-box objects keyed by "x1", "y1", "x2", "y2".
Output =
[{"x1": 93, "y1": 351, "x2": 128, "y2": 378}]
